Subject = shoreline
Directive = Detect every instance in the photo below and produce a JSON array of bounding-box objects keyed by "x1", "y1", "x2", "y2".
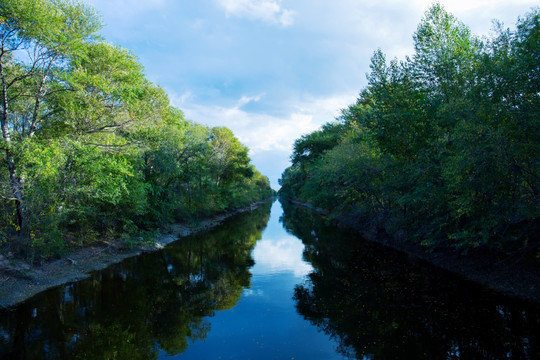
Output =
[
  {"x1": 0, "y1": 203, "x2": 267, "y2": 309},
  {"x1": 286, "y1": 198, "x2": 540, "y2": 305}
]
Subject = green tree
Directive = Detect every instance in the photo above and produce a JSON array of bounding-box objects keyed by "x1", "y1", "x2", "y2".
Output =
[
  {"x1": 291, "y1": 122, "x2": 344, "y2": 166},
  {"x1": 209, "y1": 127, "x2": 253, "y2": 188},
  {"x1": 280, "y1": 4, "x2": 539, "y2": 255},
  {"x1": 0, "y1": 0, "x2": 274, "y2": 260},
  {"x1": 0, "y1": 0, "x2": 100, "y2": 251}
]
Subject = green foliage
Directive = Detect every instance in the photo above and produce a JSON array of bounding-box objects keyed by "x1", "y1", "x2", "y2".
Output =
[
  {"x1": 0, "y1": 0, "x2": 274, "y2": 260},
  {"x1": 280, "y1": 5, "x2": 540, "y2": 254},
  {"x1": 291, "y1": 122, "x2": 345, "y2": 165}
]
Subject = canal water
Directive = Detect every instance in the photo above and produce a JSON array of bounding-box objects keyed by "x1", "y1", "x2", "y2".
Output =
[{"x1": 1, "y1": 200, "x2": 539, "y2": 359}]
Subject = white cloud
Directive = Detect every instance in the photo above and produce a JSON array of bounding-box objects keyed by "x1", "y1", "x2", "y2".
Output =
[
  {"x1": 180, "y1": 104, "x2": 315, "y2": 153},
  {"x1": 177, "y1": 91, "x2": 194, "y2": 105},
  {"x1": 246, "y1": 112, "x2": 316, "y2": 152},
  {"x1": 216, "y1": 0, "x2": 295, "y2": 27},
  {"x1": 238, "y1": 94, "x2": 263, "y2": 107},
  {"x1": 174, "y1": 93, "x2": 355, "y2": 154}
]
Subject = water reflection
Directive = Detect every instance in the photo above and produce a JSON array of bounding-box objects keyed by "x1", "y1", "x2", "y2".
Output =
[
  {"x1": 252, "y1": 236, "x2": 312, "y2": 277},
  {"x1": 174, "y1": 200, "x2": 343, "y2": 360},
  {"x1": 281, "y1": 200, "x2": 540, "y2": 359},
  {"x1": 0, "y1": 203, "x2": 272, "y2": 359},
  {"x1": 2, "y1": 199, "x2": 539, "y2": 359}
]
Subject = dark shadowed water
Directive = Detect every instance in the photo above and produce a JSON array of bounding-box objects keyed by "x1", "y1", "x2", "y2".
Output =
[{"x1": 0, "y1": 200, "x2": 539, "y2": 359}]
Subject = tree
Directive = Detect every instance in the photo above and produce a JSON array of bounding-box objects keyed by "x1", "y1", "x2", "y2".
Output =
[
  {"x1": 280, "y1": 4, "x2": 539, "y2": 254},
  {"x1": 209, "y1": 127, "x2": 252, "y2": 188},
  {"x1": 411, "y1": 3, "x2": 479, "y2": 105},
  {"x1": 0, "y1": 0, "x2": 100, "y2": 251},
  {"x1": 0, "y1": 0, "x2": 274, "y2": 259},
  {"x1": 291, "y1": 122, "x2": 344, "y2": 166}
]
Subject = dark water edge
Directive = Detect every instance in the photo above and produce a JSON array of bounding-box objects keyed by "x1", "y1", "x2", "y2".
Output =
[
  {"x1": 280, "y1": 200, "x2": 540, "y2": 359},
  {"x1": 284, "y1": 197, "x2": 540, "y2": 305},
  {"x1": 0, "y1": 199, "x2": 539, "y2": 359},
  {"x1": 0, "y1": 203, "x2": 274, "y2": 359},
  {"x1": 0, "y1": 201, "x2": 273, "y2": 310}
]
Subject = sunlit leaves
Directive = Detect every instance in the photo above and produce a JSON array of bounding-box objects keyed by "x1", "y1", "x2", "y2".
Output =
[{"x1": 0, "y1": 0, "x2": 273, "y2": 259}]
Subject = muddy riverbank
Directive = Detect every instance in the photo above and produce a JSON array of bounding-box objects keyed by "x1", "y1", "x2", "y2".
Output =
[{"x1": 0, "y1": 203, "x2": 267, "y2": 309}]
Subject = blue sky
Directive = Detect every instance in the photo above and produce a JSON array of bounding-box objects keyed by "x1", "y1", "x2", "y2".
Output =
[{"x1": 85, "y1": 0, "x2": 538, "y2": 188}]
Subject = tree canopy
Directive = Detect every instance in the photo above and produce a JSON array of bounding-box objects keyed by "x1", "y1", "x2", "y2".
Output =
[
  {"x1": 280, "y1": 4, "x2": 540, "y2": 255},
  {"x1": 0, "y1": 0, "x2": 274, "y2": 260}
]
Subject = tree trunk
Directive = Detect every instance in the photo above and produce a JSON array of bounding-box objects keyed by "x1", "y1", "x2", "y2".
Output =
[
  {"x1": 6, "y1": 150, "x2": 28, "y2": 250},
  {"x1": 1, "y1": 59, "x2": 28, "y2": 253}
]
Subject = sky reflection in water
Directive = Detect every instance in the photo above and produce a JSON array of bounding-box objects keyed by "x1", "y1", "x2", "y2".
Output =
[
  {"x1": 172, "y1": 201, "x2": 343, "y2": 360},
  {"x1": 1, "y1": 200, "x2": 538, "y2": 359}
]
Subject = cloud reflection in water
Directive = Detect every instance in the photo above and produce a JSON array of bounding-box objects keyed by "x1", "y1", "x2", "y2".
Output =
[{"x1": 251, "y1": 236, "x2": 313, "y2": 278}]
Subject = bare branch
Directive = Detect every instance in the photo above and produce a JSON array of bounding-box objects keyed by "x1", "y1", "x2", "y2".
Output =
[
  {"x1": 0, "y1": 194, "x2": 17, "y2": 201},
  {"x1": 85, "y1": 119, "x2": 134, "y2": 134}
]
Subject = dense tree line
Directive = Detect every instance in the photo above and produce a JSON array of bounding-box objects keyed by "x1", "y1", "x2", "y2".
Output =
[
  {"x1": 0, "y1": 0, "x2": 274, "y2": 260},
  {"x1": 280, "y1": 5, "x2": 539, "y2": 255}
]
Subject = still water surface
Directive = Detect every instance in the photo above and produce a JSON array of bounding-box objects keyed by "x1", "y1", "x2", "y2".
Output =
[{"x1": 0, "y1": 200, "x2": 539, "y2": 359}]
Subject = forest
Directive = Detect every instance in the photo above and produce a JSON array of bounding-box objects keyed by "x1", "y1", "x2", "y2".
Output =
[
  {"x1": 0, "y1": 0, "x2": 274, "y2": 261},
  {"x1": 280, "y1": 4, "x2": 539, "y2": 256}
]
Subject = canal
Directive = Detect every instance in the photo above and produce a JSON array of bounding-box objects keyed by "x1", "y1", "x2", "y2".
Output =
[{"x1": 1, "y1": 200, "x2": 539, "y2": 359}]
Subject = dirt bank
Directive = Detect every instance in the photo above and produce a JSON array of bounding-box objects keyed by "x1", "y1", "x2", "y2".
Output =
[
  {"x1": 287, "y1": 199, "x2": 540, "y2": 305},
  {"x1": 0, "y1": 204, "x2": 263, "y2": 309}
]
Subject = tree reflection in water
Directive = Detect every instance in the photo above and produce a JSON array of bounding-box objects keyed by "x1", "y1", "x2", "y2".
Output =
[
  {"x1": 0, "y1": 202, "x2": 272, "y2": 360},
  {"x1": 281, "y1": 201, "x2": 540, "y2": 360}
]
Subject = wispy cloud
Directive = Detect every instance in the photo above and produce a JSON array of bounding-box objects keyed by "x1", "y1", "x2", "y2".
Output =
[
  {"x1": 174, "y1": 93, "x2": 355, "y2": 154},
  {"x1": 238, "y1": 94, "x2": 263, "y2": 107},
  {"x1": 215, "y1": 0, "x2": 294, "y2": 27},
  {"x1": 180, "y1": 104, "x2": 316, "y2": 154}
]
